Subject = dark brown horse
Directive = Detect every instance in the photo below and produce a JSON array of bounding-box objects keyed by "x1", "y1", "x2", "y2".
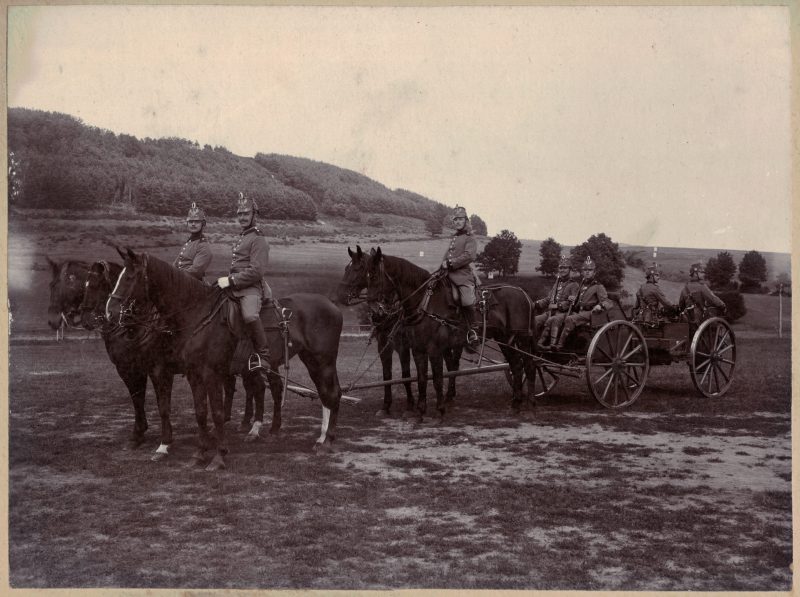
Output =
[
  {"x1": 47, "y1": 257, "x2": 90, "y2": 332},
  {"x1": 106, "y1": 249, "x2": 343, "y2": 470},
  {"x1": 337, "y1": 245, "x2": 415, "y2": 416},
  {"x1": 80, "y1": 259, "x2": 266, "y2": 451},
  {"x1": 365, "y1": 248, "x2": 535, "y2": 421}
]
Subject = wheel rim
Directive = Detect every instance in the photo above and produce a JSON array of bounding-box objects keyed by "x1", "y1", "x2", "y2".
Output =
[
  {"x1": 690, "y1": 317, "x2": 736, "y2": 397},
  {"x1": 586, "y1": 321, "x2": 649, "y2": 408},
  {"x1": 505, "y1": 361, "x2": 559, "y2": 398}
]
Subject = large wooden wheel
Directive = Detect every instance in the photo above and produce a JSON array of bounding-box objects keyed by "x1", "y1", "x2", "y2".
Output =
[
  {"x1": 585, "y1": 320, "x2": 650, "y2": 408},
  {"x1": 505, "y1": 361, "x2": 560, "y2": 398},
  {"x1": 690, "y1": 317, "x2": 736, "y2": 397}
]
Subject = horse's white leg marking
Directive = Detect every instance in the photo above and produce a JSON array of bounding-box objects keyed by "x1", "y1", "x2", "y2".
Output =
[
  {"x1": 155, "y1": 443, "x2": 169, "y2": 455},
  {"x1": 317, "y1": 406, "x2": 331, "y2": 444},
  {"x1": 248, "y1": 420, "x2": 262, "y2": 438},
  {"x1": 105, "y1": 267, "x2": 126, "y2": 320}
]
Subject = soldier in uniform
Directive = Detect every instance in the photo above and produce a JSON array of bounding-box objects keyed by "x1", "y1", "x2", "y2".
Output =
[
  {"x1": 635, "y1": 263, "x2": 675, "y2": 324},
  {"x1": 535, "y1": 257, "x2": 580, "y2": 350},
  {"x1": 441, "y1": 205, "x2": 479, "y2": 343},
  {"x1": 216, "y1": 192, "x2": 273, "y2": 381},
  {"x1": 679, "y1": 263, "x2": 726, "y2": 326},
  {"x1": 552, "y1": 256, "x2": 613, "y2": 351},
  {"x1": 173, "y1": 202, "x2": 213, "y2": 281}
]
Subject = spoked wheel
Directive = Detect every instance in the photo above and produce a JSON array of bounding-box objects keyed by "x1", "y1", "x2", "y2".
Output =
[
  {"x1": 690, "y1": 317, "x2": 736, "y2": 397},
  {"x1": 586, "y1": 320, "x2": 650, "y2": 408},
  {"x1": 504, "y1": 361, "x2": 560, "y2": 398}
]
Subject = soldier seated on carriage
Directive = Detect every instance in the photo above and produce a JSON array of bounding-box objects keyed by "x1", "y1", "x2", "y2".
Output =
[
  {"x1": 678, "y1": 263, "x2": 726, "y2": 329},
  {"x1": 633, "y1": 263, "x2": 676, "y2": 325},
  {"x1": 550, "y1": 256, "x2": 614, "y2": 351},
  {"x1": 535, "y1": 257, "x2": 580, "y2": 350}
]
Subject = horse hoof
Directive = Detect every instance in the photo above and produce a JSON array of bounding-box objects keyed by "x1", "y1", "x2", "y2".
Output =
[
  {"x1": 126, "y1": 437, "x2": 145, "y2": 450},
  {"x1": 313, "y1": 442, "x2": 334, "y2": 454},
  {"x1": 151, "y1": 451, "x2": 169, "y2": 462},
  {"x1": 375, "y1": 409, "x2": 388, "y2": 418},
  {"x1": 206, "y1": 456, "x2": 226, "y2": 471},
  {"x1": 238, "y1": 422, "x2": 251, "y2": 433},
  {"x1": 244, "y1": 432, "x2": 260, "y2": 443}
]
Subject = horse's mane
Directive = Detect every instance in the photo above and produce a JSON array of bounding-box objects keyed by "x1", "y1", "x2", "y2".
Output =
[
  {"x1": 146, "y1": 254, "x2": 214, "y2": 304},
  {"x1": 382, "y1": 254, "x2": 432, "y2": 284}
]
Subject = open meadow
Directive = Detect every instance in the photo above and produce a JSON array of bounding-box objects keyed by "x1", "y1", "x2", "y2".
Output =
[{"x1": 6, "y1": 211, "x2": 793, "y2": 590}]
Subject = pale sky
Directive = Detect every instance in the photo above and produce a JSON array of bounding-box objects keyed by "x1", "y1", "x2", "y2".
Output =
[{"x1": 7, "y1": 5, "x2": 793, "y2": 252}]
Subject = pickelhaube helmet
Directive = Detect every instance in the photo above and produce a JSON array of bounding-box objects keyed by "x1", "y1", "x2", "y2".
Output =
[
  {"x1": 645, "y1": 262, "x2": 660, "y2": 281},
  {"x1": 186, "y1": 202, "x2": 206, "y2": 222},
  {"x1": 581, "y1": 256, "x2": 596, "y2": 271},
  {"x1": 451, "y1": 205, "x2": 468, "y2": 220},
  {"x1": 689, "y1": 263, "x2": 705, "y2": 279},
  {"x1": 236, "y1": 191, "x2": 258, "y2": 214},
  {"x1": 558, "y1": 256, "x2": 571, "y2": 270}
]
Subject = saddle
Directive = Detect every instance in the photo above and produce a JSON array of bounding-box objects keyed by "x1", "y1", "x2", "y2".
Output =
[{"x1": 219, "y1": 295, "x2": 292, "y2": 375}]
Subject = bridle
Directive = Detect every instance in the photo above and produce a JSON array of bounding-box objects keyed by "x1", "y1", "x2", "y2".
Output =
[
  {"x1": 109, "y1": 254, "x2": 152, "y2": 327},
  {"x1": 337, "y1": 260, "x2": 369, "y2": 305}
]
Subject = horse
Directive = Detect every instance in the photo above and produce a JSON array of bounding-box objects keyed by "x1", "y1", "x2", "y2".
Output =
[
  {"x1": 365, "y1": 248, "x2": 535, "y2": 421},
  {"x1": 106, "y1": 249, "x2": 343, "y2": 470},
  {"x1": 337, "y1": 245, "x2": 415, "y2": 417},
  {"x1": 47, "y1": 257, "x2": 90, "y2": 332},
  {"x1": 80, "y1": 258, "x2": 270, "y2": 450}
]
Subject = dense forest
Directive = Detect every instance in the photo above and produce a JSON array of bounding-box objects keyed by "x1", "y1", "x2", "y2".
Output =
[{"x1": 8, "y1": 108, "x2": 454, "y2": 223}]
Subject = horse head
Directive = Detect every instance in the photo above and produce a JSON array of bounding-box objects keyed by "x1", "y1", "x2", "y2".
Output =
[
  {"x1": 46, "y1": 257, "x2": 89, "y2": 330},
  {"x1": 80, "y1": 260, "x2": 123, "y2": 330},
  {"x1": 106, "y1": 247, "x2": 150, "y2": 326},
  {"x1": 336, "y1": 245, "x2": 369, "y2": 305}
]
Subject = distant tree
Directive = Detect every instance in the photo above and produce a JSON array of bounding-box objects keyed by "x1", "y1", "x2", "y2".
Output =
[
  {"x1": 705, "y1": 251, "x2": 737, "y2": 290},
  {"x1": 717, "y1": 290, "x2": 747, "y2": 322},
  {"x1": 344, "y1": 205, "x2": 361, "y2": 222},
  {"x1": 477, "y1": 229, "x2": 522, "y2": 277},
  {"x1": 622, "y1": 249, "x2": 645, "y2": 269},
  {"x1": 738, "y1": 250, "x2": 768, "y2": 292},
  {"x1": 536, "y1": 237, "x2": 562, "y2": 277},
  {"x1": 425, "y1": 217, "x2": 442, "y2": 237},
  {"x1": 569, "y1": 233, "x2": 626, "y2": 289},
  {"x1": 469, "y1": 214, "x2": 488, "y2": 236}
]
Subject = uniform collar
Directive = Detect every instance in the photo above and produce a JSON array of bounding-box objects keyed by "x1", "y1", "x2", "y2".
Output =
[
  {"x1": 455, "y1": 228, "x2": 469, "y2": 236},
  {"x1": 240, "y1": 226, "x2": 258, "y2": 236},
  {"x1": 188, "y1": 232, "x2": 204, "y2": 242}
]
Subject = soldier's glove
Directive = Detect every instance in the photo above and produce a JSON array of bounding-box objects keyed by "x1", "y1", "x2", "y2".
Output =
[
  {"x1": 592, "y1": 304, "x2": 604, "y2": 313},
  {"x1": 549, "y1": 303, "x2": 558, "y2": 311},
  {"x1": 217, "y1": 276, "x2": 231, "y2": 289}
]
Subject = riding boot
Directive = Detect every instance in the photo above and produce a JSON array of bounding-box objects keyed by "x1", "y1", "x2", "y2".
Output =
[
  {"x1": 536, "y1": 322, "x2": 551, "y2": 351},
  {"x1": 462, "y1": 305, "x2": 480, "y2": 344},
  {"x1": 245, "y1": 320, "x2": 272, "y2": 383},
  {"x1": 552, "y1": 319, "x2": 575, "y2": 352}
]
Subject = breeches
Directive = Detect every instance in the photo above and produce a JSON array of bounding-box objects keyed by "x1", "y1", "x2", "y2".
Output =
[
  {"x1": 545, "y1": 312, "x2": 568, "y2": 329},
  {"x1": 565, "y1": 310, "x2": 592, "y2": 328},
  {"x1": 452, "y1": 283, "x2": 476, "y2": 307},
  {"x1": 240, "y1": 295, "x2": 262, "y2": 323}
]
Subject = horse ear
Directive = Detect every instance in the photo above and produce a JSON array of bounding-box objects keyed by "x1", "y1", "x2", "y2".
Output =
[
  {"x1": 115, "y1": 246, "x2": 127, "y2": 261},
  {"x1": 348, "y1": 246, "x2": 355, "y2": 258},
  {"x1": 356, "y1": 245, "x2": 363, "y2": 257},
  {"x1": 375, "y1": 247, "x2": 383, "y2": 260},
  {"x1": 369, "y1": 247, "x2": 376, "y2": 257},
  {"x1": 125, "y1": 247, "x2": 138, "y2": 263},
  {"x1": 46, "y1": 256, "x2": 59, "y2": 276}
]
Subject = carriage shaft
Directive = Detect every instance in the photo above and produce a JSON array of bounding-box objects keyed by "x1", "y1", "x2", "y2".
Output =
[{"x1": 347, "y1": 363, "x2": 512, "y2": 391}]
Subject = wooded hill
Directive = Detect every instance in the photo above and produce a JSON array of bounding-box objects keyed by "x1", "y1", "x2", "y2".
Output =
[{"x1": 7, "y1": 107, "x2": 454, "y2": 223}]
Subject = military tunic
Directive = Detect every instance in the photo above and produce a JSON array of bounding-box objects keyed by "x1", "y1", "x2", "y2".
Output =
[
  {"x1": 228, "y1": 226, "x2": 272, "y2": 322},
  {"x1": 635, "y1": 281, "x2": 674, "y2": 323},
  {"x1": 441, "y1": 229, "x2": 478, "y2": 306},
  {"x1": 564, "y1": 280, "x2": 614, "y2": 329},
  {"x1": 679, "y1": 280, "x2": 725, "y2": 324},
  {"x1": 173, "y1": 233, "x2": 212, "y2": 280}
]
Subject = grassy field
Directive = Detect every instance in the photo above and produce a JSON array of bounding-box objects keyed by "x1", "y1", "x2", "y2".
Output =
[{"x1": 8, "y1": 335, "x2": 792, "y2": 590}]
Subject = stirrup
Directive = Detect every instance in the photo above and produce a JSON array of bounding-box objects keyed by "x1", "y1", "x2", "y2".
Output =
[
  {"x1": 466, "y1": 328, "x2": 479, "y2": 344},
  {"x1": 248, "y1": 353, "x2": 270, "y2": 372}
]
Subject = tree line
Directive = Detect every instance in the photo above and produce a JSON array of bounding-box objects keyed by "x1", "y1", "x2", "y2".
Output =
[{"x1": 8, "y1": 107, "x2": 472, "y2": 226}]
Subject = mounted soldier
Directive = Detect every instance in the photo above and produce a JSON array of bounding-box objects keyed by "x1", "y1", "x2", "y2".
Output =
[
  {"x1": 216, "y1": 192, "x2": 273, "y2": 382},
  {"x1": 634, "y1": 263, "x2": 675, "y2": 324},
  {"x1": 440, "y1": 205, "x2": 479, "y2": 343},
  {"x1": 679, "y1": 263, "x2": 726, "y2": 328},
  {"x1": 552, "y1": 256, "x2": 613, "y2": 351},
  {"x1": 535, "y1": 256, "x2": 580, "y2": 350},
  {"x1": 174, "y1": 202, "x2": 212, "y2": 281}
]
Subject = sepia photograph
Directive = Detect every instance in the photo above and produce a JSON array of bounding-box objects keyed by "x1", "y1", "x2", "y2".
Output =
[{"x1": 5, "y1": 3, "x2": 794, "y2": 591}]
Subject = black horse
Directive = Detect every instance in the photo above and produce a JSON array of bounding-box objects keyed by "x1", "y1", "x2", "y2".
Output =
[
  {"x1": 106, "y1": 249, "x2": 343, "y2": 470},
  {"x1": 365, "y1": 248, "x2": 535, "y2": 421},
  {"x1": 80, "y1": 259, "x2": 267, "y2": 450},
  {"x1": 47, "y1": 257, "x2": 90, "y2": 332},
  {"x1": 337, "y1": 245, "x2": 415, "y2": 416}
]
